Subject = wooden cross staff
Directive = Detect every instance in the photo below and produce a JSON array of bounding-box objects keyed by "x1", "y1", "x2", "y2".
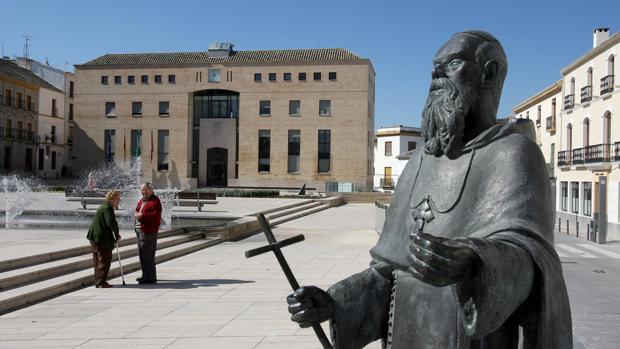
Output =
[{"x1": 245, "y1": 213, "x2": 333, "y2": 349}]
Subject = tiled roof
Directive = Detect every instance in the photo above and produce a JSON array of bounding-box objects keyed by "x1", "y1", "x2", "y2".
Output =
[
  {"x1": 0, "y1": 59, "x2": 63, "y2": 92},
  {"x1": 79, "y1": 48, "x2": 364, "y2": 66}
]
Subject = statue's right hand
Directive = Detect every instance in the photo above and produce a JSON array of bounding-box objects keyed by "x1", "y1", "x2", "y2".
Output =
[{"x1": 287, "y1": 286, "x2": 334, "y2": 328}]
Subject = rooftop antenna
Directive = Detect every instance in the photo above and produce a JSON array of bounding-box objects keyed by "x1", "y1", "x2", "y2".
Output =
[{"x1": 22, "y1": 35, "x2": 32, "y2": 68}]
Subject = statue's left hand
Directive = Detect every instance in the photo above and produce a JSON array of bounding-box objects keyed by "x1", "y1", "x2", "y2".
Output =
[{"x1": 408, "y1": 232, "x2": 479, "y2": 287}]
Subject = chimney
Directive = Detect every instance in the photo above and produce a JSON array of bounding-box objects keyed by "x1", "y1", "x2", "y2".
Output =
[
  {"x1": 208, "y1": 43, "x2": 234, "y2": 58},
  {"x1": 593, "y1": 28, "x2": 610, "y2": 48}
]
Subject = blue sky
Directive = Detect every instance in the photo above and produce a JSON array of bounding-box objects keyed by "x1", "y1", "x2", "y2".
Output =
[{"x1": 1, "y1": 0, "x2": 617, "y2": 128}]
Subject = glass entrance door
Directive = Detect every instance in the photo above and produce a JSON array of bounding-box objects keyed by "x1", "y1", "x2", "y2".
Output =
[{"x1": 207, "y1": 147, "x2": 228, "y2": 187}]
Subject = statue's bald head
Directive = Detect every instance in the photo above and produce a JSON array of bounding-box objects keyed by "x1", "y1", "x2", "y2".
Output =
[{"x1": 453, "y1": 30, "x2": 507, "y2": 97}]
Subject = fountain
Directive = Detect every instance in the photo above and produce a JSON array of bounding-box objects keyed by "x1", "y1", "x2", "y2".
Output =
[{"x1": 2, "y1": 175, "x2": 37, "y2": 228}]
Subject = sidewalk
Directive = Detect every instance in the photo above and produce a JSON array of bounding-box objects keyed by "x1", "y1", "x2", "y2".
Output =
[{"x1": 0, "y1": 204, "x2": 381, "y2": 349}]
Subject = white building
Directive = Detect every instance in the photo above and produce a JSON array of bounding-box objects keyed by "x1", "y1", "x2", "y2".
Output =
[
  {"x1": 373, "y1": 125, "x2": 423, "y2": 192},
  {"x1": 14, "y1": 58, "x2": 73, "y2": 178},
  {"x1": 514, "y1": 28, "x2": 620, "y2": 242}
]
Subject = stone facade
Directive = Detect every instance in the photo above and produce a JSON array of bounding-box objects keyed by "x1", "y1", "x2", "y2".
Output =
[{"x1": 73, "y1": 47, "x2": 375, "y2": 191}]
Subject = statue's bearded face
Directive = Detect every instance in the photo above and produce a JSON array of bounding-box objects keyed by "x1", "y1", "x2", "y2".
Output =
[
  {"x1": 422, "y1": 35, "x2": 483, "y2": 156},
  {"x1": 421, "y1": 77, "x2": 478, "y2": 156}
]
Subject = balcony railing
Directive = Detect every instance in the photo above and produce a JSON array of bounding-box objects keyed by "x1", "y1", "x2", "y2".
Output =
[
  {"x1": 546, "y1": 115, "x2": 556, "y2": 132},
  {"x1": 601, "y1": 75, "x2": 615, "y2": 95},
  {"x1": 572, "y1": 148, "x2": 584, "y2": 164},
  {"x1": 581, "y1": 85, "x2": 592, "y2": 103},
  {"x1": 0, "y1": 97, "x2": 37, "y2": 113},
  {"x1": 564, "y1": 94, "x2": 575, "y2": 110},
  {"x1": 585, "y1": 143, "x2": 611, "y2": 163},
  {"x1": 558, "y1": 143, "x2": 613, "y2": 166},
  {"x1": 380, "y1": 177, "x2": 395, "y2": 188},
  {"x1": 558, "y1": 150, "x2": 570, "y2": 166}
]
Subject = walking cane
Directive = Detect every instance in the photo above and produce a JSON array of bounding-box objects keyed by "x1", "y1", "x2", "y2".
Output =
[{"x1": 115, "y1": 239, "x2": 126, "y2": 286}]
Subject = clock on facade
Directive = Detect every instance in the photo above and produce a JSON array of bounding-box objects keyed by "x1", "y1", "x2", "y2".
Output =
[{"x1": 208, "y1": 69, "x2": 220, "y2": 83}]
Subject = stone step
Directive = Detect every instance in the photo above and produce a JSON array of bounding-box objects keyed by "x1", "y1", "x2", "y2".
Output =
[
  {"x1": 0, "y1": 228, "x2": 190, "y2": 273},
  {"x1": 0, "y1": 237, "x2": 221, "y2": 315},
  {"x1": 265, "y1": 201, "x2": 324, "y2": 220},
  {"x1": 251, "y1": 199, "x2": 317, "y2": 216},
  {"x1": 270, "y1": 203, "x2": 331, "y2": 227},
  {"x1": 0, "y1": 232, "x2": 209, "y2": 291}
]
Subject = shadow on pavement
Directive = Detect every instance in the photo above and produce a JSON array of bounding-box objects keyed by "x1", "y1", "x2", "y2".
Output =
[{"x1": 119, "y1": 279, "x2": 255, "y2": 289}]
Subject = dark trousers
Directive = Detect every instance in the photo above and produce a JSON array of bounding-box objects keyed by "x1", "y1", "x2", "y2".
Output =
[
  {"x1": 136, "y1": 231, "x2": 158, "y2": 281},
  {"x1": 90, "y1": 241, "x2": 112, "y2": 286}
]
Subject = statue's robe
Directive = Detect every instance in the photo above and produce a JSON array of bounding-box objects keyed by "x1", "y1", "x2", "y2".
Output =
[{"x1": 327, "y1": 120, "x2": 572, "y2": 349}]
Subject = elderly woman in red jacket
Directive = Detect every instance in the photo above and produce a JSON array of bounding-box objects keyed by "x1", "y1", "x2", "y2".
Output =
[{"x1": 134, "y1": 182, "x2": 162, "y2": 284}]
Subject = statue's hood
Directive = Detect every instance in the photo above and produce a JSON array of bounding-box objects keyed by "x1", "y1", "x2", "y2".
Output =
[{"x1": 462, "y1": 118, "x2": 536, "y2": 152}]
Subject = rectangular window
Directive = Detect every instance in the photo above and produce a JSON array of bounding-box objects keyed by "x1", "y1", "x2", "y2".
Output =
[
  {"x1": 319, "y1": 100, "x2": 331, "y2": 116},
  {"x1": 269, "y1": 73, "x2": 276, "y2": 81},
  {"x1": 16, "y1": 93, "x2": 22, "y2": 109},
  {"x1": 314, "y1": 72, "x2": 321, "y2": 81},
  {"x1": 318, "y1": 130, "x2": 331, "y2": 173},
  {"x1": 141, "y1": 75, "x2": 148, "y2": 84},
  {"x1": 51, "y1": 126, "x2": 56, "y2": 143},
  {"x1": 259, "y1": 100, "x2": 271, "y2": 116},
  {"x1": 130, "y1": 129, "x2": 142, "y2": 159},
  {"x1": 254, "y1": 73, "x2": 262, "y2": 82},
  {"x1": 159, "y1": 101, "x2": 170, "y2": 116},
  {"x1": 299, "y1": 72, "x2": 306, "y2": 81},
  {"x1": 258, "y1": 130, "x2": 270, "y2": 172},
  {"x1": 128, "y1": 75, "x2": 135, "y2": 84},
  {"x1": 69, "y1": 104, "x2": 74, "y2": 121},
  {"x1": 583, "y1": 182, "x2": 592, "y2": 216},
  {"x1": 288, "y1": 130, "x2": 301, "y2": 173},
  {"x1": 26, "y1": 95, "x2": 32, "y2": 111},
  {"x1": 561, "y1": 181, "x2": 568, "y2": 211},
  {"x1": 114, "y1": 76, "x2": 122, "y2": 85},
  {"x1": 289, "y1": 100, "x2": 300, "y2": 116},
  {"x1": 155, "y1": 75, "x2": 162, "y2": 84},
  {"x1": 101, "y1": 76, "x2": 108, "y2": 85},
  {"x1": 104, "y1": 129, "x2": 116, "y2": 162},
  {"x1": 408, "y1": 141, "x2": 417, "y2": 151},
  {"x1": 4, "y1": 89, "x2": 11, "y2": 106},
  {"x1": 51, "y1": 151, "x2": 57, "y2": 170},
  {"x1": 105, "y1": 102, "x2": 116, "y2": 117},
  {"x1": 69, "y1": 81, "x2": 74, "y2": 97},
  {"x1": 168, "y1": 74, "x2": 176, "y2": 83},
  {"x1": 385, "y1": 141, "x2": 393, "y2": 156},
  {"x1": 284, "y1": 73, "x2": 291, "y2": 81},
  {"x1": 158, "y1": 130, "x2": 169, "y2": 171},
  {"x1": 52, "y1": 99, "x2": 57, "y2": 116},
  {"x1": 132, "y1": 102, "x2": 142, "y2": 116},
  {"x1": 570, "y1": 181, "x2": 579, "y2": 213},
  {"x1": 329, "y1": 72, "x2": 337, "y2": 81}
]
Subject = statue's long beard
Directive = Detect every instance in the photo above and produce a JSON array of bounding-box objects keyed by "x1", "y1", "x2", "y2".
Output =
[{"x1": 421, "y1": 78, "x2": 477, "y2": 156}]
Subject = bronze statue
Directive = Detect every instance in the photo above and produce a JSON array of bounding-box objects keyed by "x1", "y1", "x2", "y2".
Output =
[{"x1": 287, "y1": 31, "x2": 572, "y2": 348}]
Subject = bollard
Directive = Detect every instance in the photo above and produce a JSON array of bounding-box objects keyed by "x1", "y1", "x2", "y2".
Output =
[
  {"x1": 566, "y1": 220, "x2": 570, "y2": 235},
  {"x1": 587, "y1": 224, "x2": 591, "y2": 241},
  {"x1": 558, "y1": 218, "x2": 562, "y2": 233},
  {"x1": 576, "y1": 221, "x2": 579, "y2": 238}
]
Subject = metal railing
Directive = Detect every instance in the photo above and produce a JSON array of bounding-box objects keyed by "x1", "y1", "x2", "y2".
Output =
[
  {"x1": 614, "y1": 142, "x2": 620, "y2": 161},
  {"x1": 581, "y1": 85, "x2": 592, "y2": 103},
  {"x1": 0, "y1": 97, "x2": 37, "y2": 113},
  {"x1": 546, "y1": 115, "x2": 556, "y2": 131},
  {"x1": 572, "y1": 148, "x2": 584, "y2": 164},
  {"x1": 564, "y1": 94, "x2": 575, "y2": 110},
  {"x1": 601, "y1": 75, "x2": 615, "y2": 95},
  {"x1": 558, "y1": 150, "x2": 570, "y2": 166},
  {"x1": 584, "y1": 143, "x2": 611, "y2": 163}
]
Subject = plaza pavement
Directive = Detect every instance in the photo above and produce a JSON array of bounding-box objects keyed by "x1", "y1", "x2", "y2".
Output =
[{"x1": 1, "y1": 201, "x2": 619, "y2": 348}]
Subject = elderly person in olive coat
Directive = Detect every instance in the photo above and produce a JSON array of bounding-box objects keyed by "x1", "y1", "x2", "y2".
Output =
[{"x1": 87, "y1": 190, "x2": 122, "y2": 288}]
